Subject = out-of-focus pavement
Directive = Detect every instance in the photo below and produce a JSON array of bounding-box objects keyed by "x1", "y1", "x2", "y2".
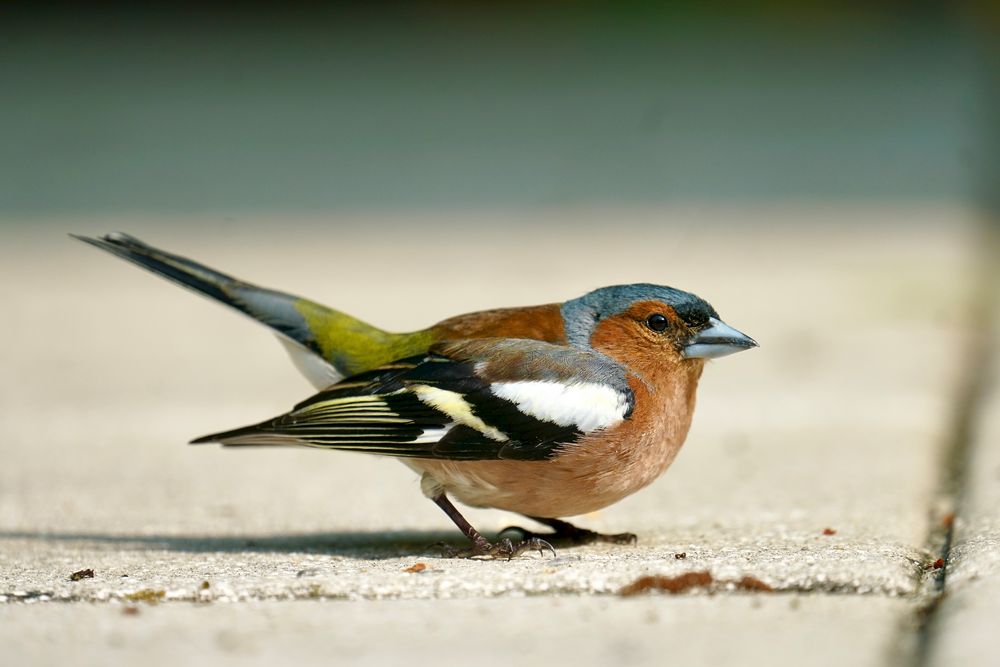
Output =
[
  {"x1": 924, "y1": 264, "x2": 1000, "y2": 667},
  {"x1": 0, "y1": 205, "x2": 996, "y2": 666}
]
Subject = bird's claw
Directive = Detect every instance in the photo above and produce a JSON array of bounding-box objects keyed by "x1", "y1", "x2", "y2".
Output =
[{"x1": 430, "y1": 537, "x2": 556, "y2": 560}]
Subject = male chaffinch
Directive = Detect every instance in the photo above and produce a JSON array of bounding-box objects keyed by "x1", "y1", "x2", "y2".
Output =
[{"x1": 76, "y1": 232, "x2": 757, "y2": 558}]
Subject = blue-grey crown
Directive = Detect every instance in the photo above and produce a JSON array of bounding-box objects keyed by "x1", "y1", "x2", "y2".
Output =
[{"x1": 561, "y1": 283, "x2": 718, "y2": 347}]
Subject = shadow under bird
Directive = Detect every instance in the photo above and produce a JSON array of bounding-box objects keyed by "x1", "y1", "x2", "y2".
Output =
[{"x1": 75, "y1": 232, "x2": 757, "y2": 558}]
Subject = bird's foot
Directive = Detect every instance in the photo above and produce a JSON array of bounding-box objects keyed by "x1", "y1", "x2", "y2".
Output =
[
  {"x1": 432, "y1": 536, "x2": 556, "y2": 560},
  {"x1": 501, "y1": 519, "x2": 638, "y2": 547}
]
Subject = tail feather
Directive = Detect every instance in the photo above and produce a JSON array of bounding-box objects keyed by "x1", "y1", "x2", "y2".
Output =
[
  {"x1": 72, "y1": 232, "x2": 241, "y2": 305},
  {"x1": 73, "y1": 232, "x2": 434, "y2": 388},
  {"x1": 73, "y1": 232, "x2": 318, "y2": 342}
]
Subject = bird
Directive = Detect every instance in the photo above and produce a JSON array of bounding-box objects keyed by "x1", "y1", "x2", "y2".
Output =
[{"x1": 75, "y1": 232, "x2": 757, "y2": 558}]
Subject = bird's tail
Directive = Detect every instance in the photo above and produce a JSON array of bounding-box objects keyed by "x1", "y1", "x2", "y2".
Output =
[
  {"x1": 74, "y1": 232, "x2": 255, "y2": 307},
  {"x1": 73, "y1": 232, "x2": 433, "y2": 387}
]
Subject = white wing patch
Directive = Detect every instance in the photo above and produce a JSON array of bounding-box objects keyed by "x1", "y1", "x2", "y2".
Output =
[
  {"x1": 411, "y1": 385, "x2": 508, "y2": 442},
  {"x1": 489, "y1": 381, "x2": 629, "y2": 433}
]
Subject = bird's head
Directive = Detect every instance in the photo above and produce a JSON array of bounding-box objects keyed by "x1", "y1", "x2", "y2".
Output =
[{"x1": 561, "y1": 284, "x2": 757, "y2": 371}]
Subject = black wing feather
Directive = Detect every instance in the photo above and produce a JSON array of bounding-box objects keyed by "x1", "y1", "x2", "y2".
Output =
[{"x1": 193, "y1": 342, "x2": 632, "y2": 461}]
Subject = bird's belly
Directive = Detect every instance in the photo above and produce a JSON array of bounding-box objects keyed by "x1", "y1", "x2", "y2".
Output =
[{"x1": 406, "y1": 425, "x2": 687, "y2": 518}]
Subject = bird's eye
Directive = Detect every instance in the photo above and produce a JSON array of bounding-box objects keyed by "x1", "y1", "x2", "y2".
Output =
[{"x1": 646, "y1": 313, "x2": 669, "y2": 332}]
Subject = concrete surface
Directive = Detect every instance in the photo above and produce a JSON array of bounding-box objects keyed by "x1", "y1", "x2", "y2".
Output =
[
  {"x1": 2, "y1": 597, "x2": 915, "y2": 667},
  {"x1": 0, "y1": 205, "x2": 992, "y2": 665},
  {"x1": 925, "y1": 272, "x2": 1000, "y2": 667}
]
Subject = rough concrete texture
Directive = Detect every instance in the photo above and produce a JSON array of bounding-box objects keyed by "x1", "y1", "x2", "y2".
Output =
[{"x1": 0, "y1": 206, "x2": 988, "y2": 664}]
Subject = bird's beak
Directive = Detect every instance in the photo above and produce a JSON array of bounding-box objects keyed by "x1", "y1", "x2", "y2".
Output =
[{"x1": 682, "y1": 317, "x2": 758, "y2": 359}]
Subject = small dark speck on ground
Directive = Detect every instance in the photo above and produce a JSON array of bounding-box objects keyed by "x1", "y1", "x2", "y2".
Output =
[
  {"x1": 69, "y1": 569, "x2": 94, "y2": 581},
  {"x1": 125, "y1": 589, "x2": 166, "y2": 603},
  {"x1": 620, "y1": 572, "x2": 775, "y2": 596},
  {"x1": 734, "y1": 576, "x2": 774, "y2": 592},
  {"x1": 674, "y1": 552, "x2": 687, "y2": 560},
  {"x1": 619, "y1": 572, "x2": 714, "y2": 596},
  {"x1": 822, "y1": 528, "x2": 837, "y2": 536}
]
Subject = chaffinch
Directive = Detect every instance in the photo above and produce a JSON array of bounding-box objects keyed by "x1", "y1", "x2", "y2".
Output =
[{"x1": 76, "y1": 232, "x2": 757, "y2": 558}]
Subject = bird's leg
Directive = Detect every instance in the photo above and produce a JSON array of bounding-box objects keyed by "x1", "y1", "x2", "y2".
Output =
[
  {"x1": 431, "y1": 494, "x2": 555, "y2": 560},
  {"x1": 501, "y1": 516, "x2": 638, "y2": 546}
]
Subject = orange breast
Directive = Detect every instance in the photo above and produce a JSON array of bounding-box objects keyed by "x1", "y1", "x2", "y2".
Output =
[{"x1": 409, "y1": 359, "x2": 704, "y2": 517}]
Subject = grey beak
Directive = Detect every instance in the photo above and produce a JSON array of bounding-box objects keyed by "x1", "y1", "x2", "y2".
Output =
[{"x1": 682, "y1": 317, "x2": 758, "y2": 359}]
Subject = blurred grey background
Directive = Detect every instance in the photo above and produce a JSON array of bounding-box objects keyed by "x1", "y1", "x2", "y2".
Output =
[{"x1": 0, "y1": 2, "x2": 993, "y2": 220}]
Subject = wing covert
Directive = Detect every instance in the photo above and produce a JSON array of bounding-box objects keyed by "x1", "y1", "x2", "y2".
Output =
[{"x1": 192, "y1": 339, "x2": 635, "y2": 461}]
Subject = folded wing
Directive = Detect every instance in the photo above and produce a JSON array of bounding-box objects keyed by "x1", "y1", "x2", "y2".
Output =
[{"x1": 192, "y1": 338, "x2": 635, "y2": 461}]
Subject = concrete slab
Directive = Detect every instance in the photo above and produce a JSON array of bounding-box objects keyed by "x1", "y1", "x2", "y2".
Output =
[
  {"x1": 0, "y1": 524, "x2": 925, "y2": 603},
  {"x1": 1, "y1": 596, "x2": 917, "y2": 667},
  {"x1": 0, "y1": 206, "x2": 979, "y2": 663}
]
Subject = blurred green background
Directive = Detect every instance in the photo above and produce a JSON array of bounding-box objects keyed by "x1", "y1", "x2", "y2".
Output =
[{"x1": 1, "y1": 2, "x2": 993, "y2": 220}]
